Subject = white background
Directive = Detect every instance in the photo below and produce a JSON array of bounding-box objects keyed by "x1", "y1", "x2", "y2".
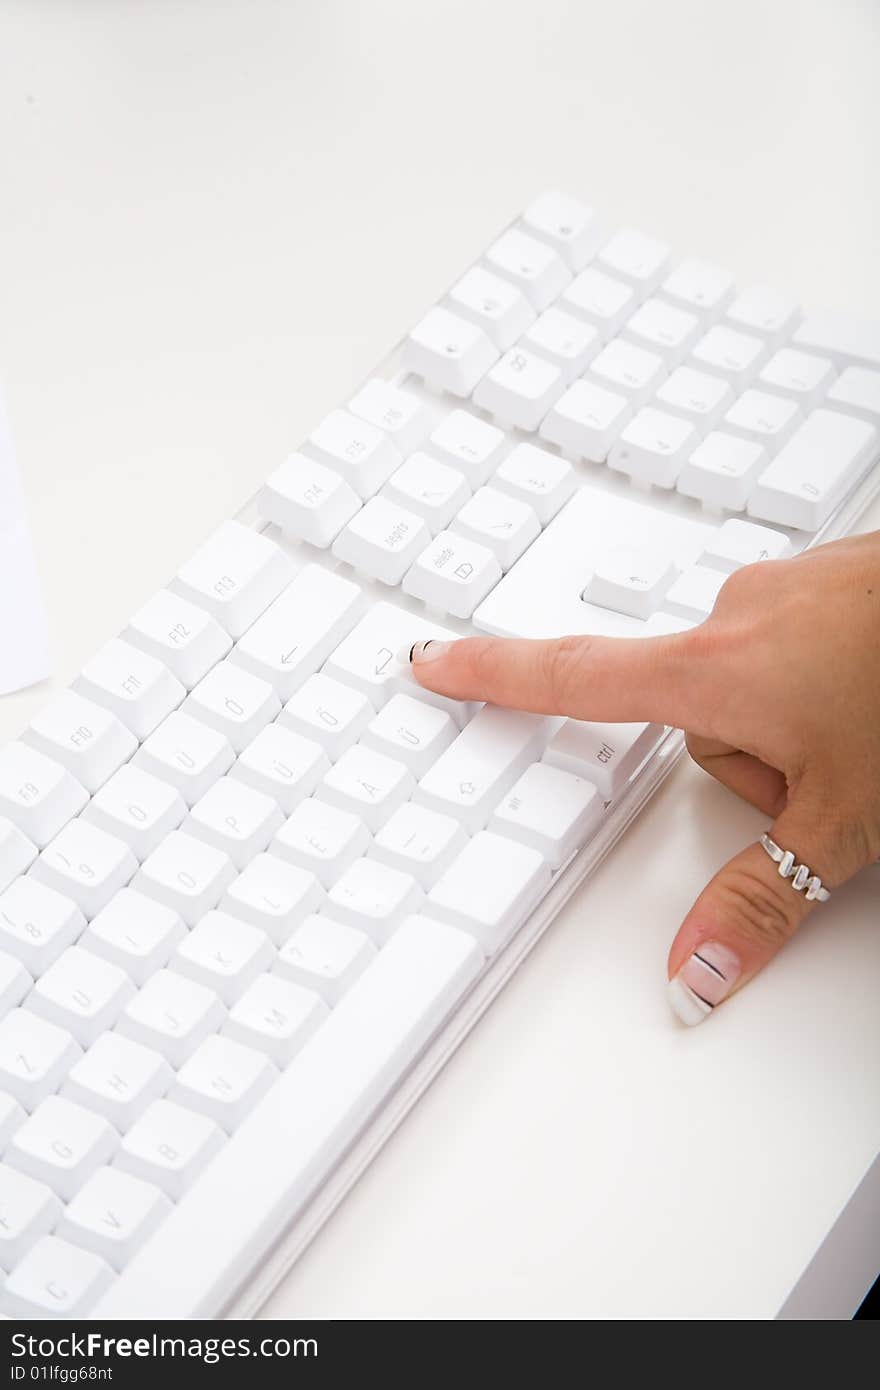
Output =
[{"x1": 0, "y1": 0, "x2": 878, "y2": 1318}]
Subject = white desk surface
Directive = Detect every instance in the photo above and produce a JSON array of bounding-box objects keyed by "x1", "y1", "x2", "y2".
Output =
[{"x1": 1, "y1": 0, "x2": 878, "y2": 1320}]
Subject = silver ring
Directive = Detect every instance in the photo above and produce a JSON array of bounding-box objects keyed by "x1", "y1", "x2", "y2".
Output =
[{"x1": 759, "y1": 833, "x2": 831, "y2": 902}]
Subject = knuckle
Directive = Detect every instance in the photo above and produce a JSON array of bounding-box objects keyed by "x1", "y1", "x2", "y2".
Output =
[{"x1": 715, "y1": 864, "x2": 799, "y2": 949}]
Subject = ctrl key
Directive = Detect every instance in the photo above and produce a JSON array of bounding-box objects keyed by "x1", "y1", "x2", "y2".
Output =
[
  {"x1": 402, "y1": 529, "x2": 501, "y2": 618},
  {"x1": 1, "y1": 1233, "x2": 114, "y2": 1318},
  {"x1": 543, "y1": 719, "x2": 665, "y2": 800}
]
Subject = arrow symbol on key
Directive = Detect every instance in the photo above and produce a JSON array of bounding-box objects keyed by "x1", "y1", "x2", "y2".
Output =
[
  {"x1": 280, "y1": 647, "x2": 299, "y2": 665},
  {"x1": 374, "y1": 647, "x2": 394, "y2": 674}
]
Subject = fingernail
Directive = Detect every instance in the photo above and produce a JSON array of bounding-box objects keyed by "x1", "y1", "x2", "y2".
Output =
[
  {"x1": 668, "y1": 941, "x2": 742, "y2": 1027},
  {"x1": 404, "y1": 640, "x2": 453, "y2": 665}
]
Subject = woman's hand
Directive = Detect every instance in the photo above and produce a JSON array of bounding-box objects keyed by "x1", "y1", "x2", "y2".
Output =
[{"x1": 407, "y1": 531, "x2": 880, "y2": 1025}]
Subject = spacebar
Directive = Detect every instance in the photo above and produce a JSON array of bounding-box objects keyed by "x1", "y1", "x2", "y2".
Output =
[{"x1": 93, "y1": 917, "x2": 483, "y2": 1319}]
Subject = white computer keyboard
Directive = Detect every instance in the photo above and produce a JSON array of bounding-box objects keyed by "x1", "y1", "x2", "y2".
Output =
[{"x1": 1, "y1": 190, "x2": 879, "y2": 1320}]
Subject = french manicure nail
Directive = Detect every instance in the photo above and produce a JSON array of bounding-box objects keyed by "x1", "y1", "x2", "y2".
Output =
[
  {"x1": 668, "y1": 941, "x2": 742, "y2": 1027},
  {"x1": 406, "y1": 640, "x2": 453, "y2": 665}
]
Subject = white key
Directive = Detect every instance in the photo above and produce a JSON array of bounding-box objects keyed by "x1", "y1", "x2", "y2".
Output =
[
  {"x1": 792, "y1": 310, "x2": 880, "y2": 371},
  {"x1": 560, "y1": 266, "x2": 637, "y2": 340},
  {"x1": 117, "y1": 968, "x2": 224, "y2": 1067},
  {"x1": 726, "y1": 285, "x2": 801, "y2": 345},
  {"x1": 279, "y1": 672, "x2": 373, "y2": 759},
  {"x1": 83, "y1": 889, "x2": 185, "y2": 986},
  {"x1": 676, "y1": 432, "x2": 770, "y2": 511},
  {"x1": 539, "y1": 378, "x2": 632, "y2": 463},
  {"x1": 748, "y1": 408, "x2": 877, "y2": 531},
  {"x1": 654, "y1": 365, "x2": 735, "y2": 432},
  {"x1": 0, "y1": 876, "x2": 84, "y2": 975},
  {"x1": 326, "y1": 858, "x2": 423, "y2": 944},
  {"x1": 6, "y1": 1095, "x2": 117, "y2": 1201},
  {"x1": 0, "y1": 1009, "x2": 81, "y2": 1111},
  {"x1": 74, "y1": 639, "x2": 184, "y2": 740},
  {"x1": 171, "y1": 521, "x2": 293, "y2": 639},
  {"x1": 722, "y1": 389, "x2": 803, "y2": 452},
  {"x1": 133, "y1": 830, "x2": 236, "y2": 926},
  {"x1": 275, "y1": 914, "x2": 375, "y2": 1005},
  {"x1": 30, "y1": 820, "x2": 137, "y2": 920},
  {"x1": 171, "y1": 1035, "x2": 277, "y2": 1134},
  {"x1": 483, "y1": 227, "x2": 571, "y2": 309},
  {"x1": 184, "y1": 660, "x2": 280, "y2": 754},
  {"x1": 445, "y1": 266, "x2": 536, "y2": 350},
  {"x1": 62, "y1": 1031, "x2": 173, "y2": 1130},
  {"x1": 449, "y1": 485, "x2": 541, "y2": 571},
  {"x1": 584, "y1": 544, "x2": 679, "y2": 619},
  {"x1": 490, "y1": 761, "x2": 602, "y2": 869},
  {"x1": 608, "y1": 408, "x2": 699, "y2": 489},
  {"x1": 0, "y1": 1090, "x2": 26, "y2": 1151},
  {"x1": 520, "y1": 307, "x2": 600, "y2": 382},
  {"x1": 0, "y1": 816, "x2": 36, "y2": 892},
  {"x1": 230, "y1": 564, "x2": 363, "y2": 700},
  {"x1": 661, "y1": 565, "x2": 728, "y2": 620},
  {"x1": 0, "y1": 951, "x2": 31, "y2": 1017},
  {"x1": 427, "y1": 831, "x2": 550, "y2": 954},
  {"x1": 57, "y1": 1165, "x2": 171, "y2": 1271},
  {"x1": 231, "y1": 723, "x2": 329, "y2": 813},
  {"x1": 543, "y1": 719, "x2": 665, "y2": 799},
  {"x1": 361, "y1": 693, "x2": 457, "y2": 778},
  {"x1": 659, "y1": 260, "x2": 735, "y2": 321},
  {"x1": 427, "y1": 408, "x2": 506, "y2": 485},
  {"x1": 332, "y1": 495, "x2": 431, "y2": 585},
  {"x1": 382, "y1": 452, "x2": 471, "y2": 534},
  {"x1": 124, "y1": 589, "x2": 232, "y2": 690},
  {"x1": 622, "y1": 297, "x2": 701, "y2": 365},
  {"x1": 174, "y1": 911, "x2": 273, "y2": 1004},
  {"x1": 587, "y1": 338, "x2": 666, "y2": 407},
  {"x1": 699, "y1": 518, "x2": 793, "y2": 573},
  {"x1": 402, "y1": 529, "x2": 501, "y2": 619},
  {"x1": 184, "y1": 777, "x2": 283, "y2": 870},
  {"x1": 403, "y1": 307, "x2": 499, "y2": 397},
  {"x1": 369, "y1": 803, "x2": 467, "y2": 889},
  {"x1": 272, "y1": 798, "x2": 370, "y2": 889},
  {"x1": 826, "y1": 366, "x2": 880, "y2": 425},
  {"x1": 82, "y1": 764, "x2": 187, "y2": 861},
  {"x1": 691, "y1": 324, "x2": 769, "y2": 390},
  {"x1": 27, "y1": 946, "x2": 135, "y2": 1046},
  {"x1": 135, "y1": 711, "x2": 235, "y2": 806},
  {"x1": 221, "y1": 853, "x2": 323, "y2": 944},
  {"x1": 257, "y1": 454, "x2": 361, "y2": 549},
  {"x1": 472, "y1": 346, "x2": 564, "y2": 431},
  {"x1": 520, "y1": 190, "x2": 604, "y2": 271},
  {"x1": 0, "y1": 1166, "x2": 61, "y2": 1273},
  {"x1": 347, "y1": 378, "x2": 432, "y2": 455},
  {"x1": 115, "y1": 1099, "x2": 225, "y2": 1201},
  {"x1": 1, "y1": 1234, "x2": 113, "y2": 1318},
  {"x1": 0, "y1": 743, "x2": 88, "y2": 850},
  {"x1": 491, "y1": 442, "x2": 576, "y2": 524},
  {"x1": 758, "y1": 348, "x2": 836, "y2": 409},
  {"x1": 317, "y1": 744, "x2": 414, "y2": 832},
  {"x1": 23, "y1": 690, "x2": 137, "y2": 795},
  {"x1": 223, "y1": 973, "x2": 327, "y2": 1067},
  {"x1": 597, "y1": 228, "x2": 670, "y2": 293},
  {"x1": 416, "y1": 707, "x2": 550, "y2": 832}
]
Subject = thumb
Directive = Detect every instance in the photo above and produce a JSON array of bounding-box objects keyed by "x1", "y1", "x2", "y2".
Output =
[{"x1": 666, "y1": 793, "x2": 855, "y2": 1027}]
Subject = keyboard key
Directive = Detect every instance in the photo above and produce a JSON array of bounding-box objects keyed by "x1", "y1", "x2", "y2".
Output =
[
  {"x1": 305, "y1": 408, "x2": 404, "y2": 500},
  {"x1": 587, "y1": 338, "x2": 666, "y2": 406},
  {"x1": 758, "y1": 347, "x2": 836, "y2": 409},
  {"x1": 583, "y1": 544, "x2": 679, "y2": 619},
  {"x1": 0, "y1": 875, "x2": 84, "y2": 974},
  {"x1": 543, "y1": 719, "x2": 665, "y2": 799},
  {"x1": 171, "y1": 520, "x2": 293, "y2": 639},
  {"x1": 275, "y1": 914, "x2": 375, "y2": 1004},
  {"x1": 74, "y1": 640, "x2": 185, "y2": 740},
  {"x1": 279, "y1": 672, "x2": 373, "y2": 758},
  {"x1": 622, "y1": 296, "x2": 701, "y2": 365},
  {"x1": 221, "y1": 853, "x2": 323, "y2": 943},
  {"x1": 347, "y1": 378, "x2": 432, "y2": 455},
  {"x1": 597, "y1": 227, "x2": 670, "y2": 293},
  {"x1": 124, "y1": 589, "x2": 232, "y2": 690},
  {"x1": 0, "y1": 816, "x2": 36, "y2": 892},
  {"x1": 520, "y1": 190, "x2": 604, "y2": 271},
  {"x1": 326, "y1": 857, "x2": 423, "y2": 944},
  {"x1": 323, "y1": 604, "x2": 461, "y2": 712},
  {"x1": 405, "y1": 304, "x2": 501, "y2": 397},
  {"x1": 699, "y1": 518, "x2": 793, "y2": 573},
  {"x1": 135, "y1": 711, "x2": 235, "y2": 806},
  {"x1": 117, "y1": 968, "x2": 225, "y2": 1067},
  {"x1": 170, "y1": 1034, "x2": 278, "y2": 1133},
  {"x1": 825, "y1": 366, "x2": 880, "y2": 425},
  {"x1": 0, "y1": 952, "x2": 31, "y2": 1016},
  {"x1": 272, "y1": 798, "x2": 370, "y2": 889},
  {"x1": 184, "y1": 777, "x2": 284, "y2": 870},
  {"x1": 416, "y1": 706, "x2": 550, "y2": 832},
  {"x1": 0, "y1": 743, "x2": 88, "y2": 850},
  {"x1": 490, "y1": 761, "x2": 603, "y2": 869},
  {"x1": 317, "y1": 744, "x2": 414, "y2": 832},
  {"x1": 62, "y1": 1031, "x2": 173, "y2": 1130},
  {"x1": 332, "y1": 495, "x2": 431, "y2": 585},
  {"x1": 361, "y1": 693, "x2": 457, "y2": 777},
  {"x1": 230, "y1": 723, "x2": 329, "y2": 812},
  {"x1": 0, "y1": 1009, "x2": 81, "y2": 1111},
  {"x1": 607, "y1": 408, "x2": 699, "y2": 488},
  {"x1": 23, "y1": 690, "x2": 137, "y2": 795},
  {"x1": 401, "y1": 529, "x2": 501, "y2": 619},
  {"x1": 81, "y1": 764, "x2": 187, "y2": 861},
  {"x1": 30, "y1": 819, "x2": 138, "y2": 921},
  {"x1": 483, "y1": 227, "x2": 571, "y2": 309},
  {"x1": 115, "y1": 1099, "x2": 225, "y2": 1201},
  {"x1": 0, "y1": 1166, "x2": 61, "y2": 1273},
  {"x1": 659, "y1": 260, "x2": 735, "y2": 321},
  {"x1": 747, "y1": 408, "x2": 877, "y2": 531},
  {"x1": 1, "y1": 1234, "x2": 114, "y2": 1318},
  {"x1": 491, "y1": 442, "x2": 576, "y2": 524},
  {"x1": 654, "y1": 365, "x2": 735, "y2": 432},
  {"x1": 661, "y1": 564, "x2": 727, "y2": 620},
  {"x1": 57, "y1": 1165, "x2": 171, "y2": 1270},
  {"x1": 257, "y1": 454, "x2": 361, "y2": 548},
  {"x1": 520, "y1": 306, "x2": 601, "y2": 381},
  {"x1": 229, "y1": 564, "x2": 364, "y2": 699},
  {"x1": 691, "y1": 324, "x2": 769, "y2": 390},
  {"x1": 792, "y1": 309, "x2": 880, "y2": 371},
  {"x1": 173, "y1": 911, "x2": 274, "y2": 1004},
  {"x1": 427, "y1": 831, "x2": 550, "y2": 954},
  {"x1": 472, "y1": 346, "x2": 565, "y2": 431},
  {"x1": 676, "y1": 432, "x2": 769, "y2": 511},
  {"x1": 539, "y1": 378, "x2": 631, "y2": 462},
  {"x1": 133, "y1": 830, "x2": 236, "y2": 926},
  {"x1": 427, "y1": 408, "x2": 506, "y2": 485},
  {"x1": 82, "y1": 889, "x2": 185, "y2": 985},
  {"x1": 445, "y1": 266, "x2": 536, "y2": 350},
  {"x1": 560, "y1": 265, "x2": 637, "y2": 340},
  {"x1": 6, "y1": 1094, "x2": 117, "y2": 1200},
  {"x1": 184, "y1": 660, "x2": 280, "y2": 754},
  {"x1": 369, "y1": 801, "x2": 468, "y2": 888},
  {"x1": 721, "y1": 389, "x2": 803, "y2": 452},
  {"x1": 382, "y1": 452, "x2": 471, "y2": 534},
  {"x1": 726, "y1": 285, "x2": 801, "y2": 345},
  {"x1": 27, "y1": 945, "x2": 135, "y2": 1046},
  {"x1": 223, "y1": 973, "x2": 327, "y2": 1067},
  {"x1": 0, "y1": 1095, "x2": 27, "y2": 1151},
  {"x1": 449, "y1": 485, "x2": 541, "y2": 571}
]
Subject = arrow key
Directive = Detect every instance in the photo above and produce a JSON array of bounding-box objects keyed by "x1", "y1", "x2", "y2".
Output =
[
  {"x1": 607, "y1": 407, "x2": 699, "y2": 489},
  {"x1": 449, "y1": 486, "x2": 540, "y2": 571},
  {"x1": 56, "y1": 1164, "x2": 171, "y2": 1271},
  {"x1": 583, "y1": 544, "x2": 679, "y2": 620}
]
